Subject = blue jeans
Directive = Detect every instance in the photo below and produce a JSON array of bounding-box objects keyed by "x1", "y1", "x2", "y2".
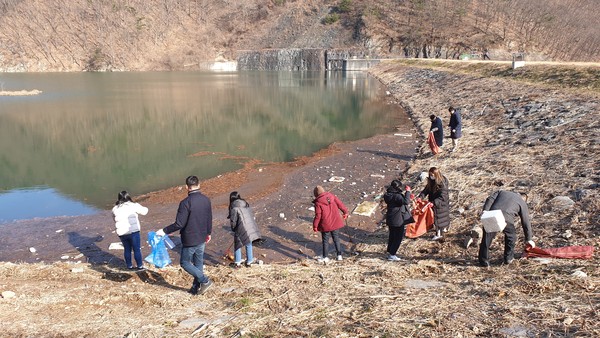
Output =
[
  {"x1": 119, "y1": 231, "x2": 143, "y2": 268},
  {"x1": 180, "y1": 243, "x2": 209, "y2": 286},
  {"x1": 234, "y1": 243, "x2": 254, "y2": 264}
]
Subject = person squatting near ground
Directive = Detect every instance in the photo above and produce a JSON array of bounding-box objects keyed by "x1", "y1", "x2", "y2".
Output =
[
  {"x1": 383, "y1": 179, "x2": 414, "y2": 261},
  {"x1": 448, "y1": 106, "x2": 462, "y2": 152},
  {"x1": 418, "y1": 167, "x2": 450, "y2": 241},
  {"x1": 429, "y1": 114, "x2": 444, "y2": 148},
  {"x1": 312, "y1": 185, "x2": 349, "y2": 263},
  {"x1": 478, "y1": 190, "x2": 535, "y2": 267},
  {"x1": 228, "y1": 191, "x2": 262, "y2": 268},
  {"x1": 112, "y1": 191, "x2": 148, "y2": 270},
  {"x1": 157, "y1": 175, "x2": 213, "y2": 295}
]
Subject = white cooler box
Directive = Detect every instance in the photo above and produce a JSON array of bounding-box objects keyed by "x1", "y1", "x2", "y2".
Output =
[{"x1": 481, "y1": 210, "x2": 506, "y2": 233}]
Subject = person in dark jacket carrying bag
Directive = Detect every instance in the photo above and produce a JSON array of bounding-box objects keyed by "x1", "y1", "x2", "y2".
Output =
[
  {"x1": 312, "y1": 186, "x2": 348, "y2": 263},
  {"x1": 448, "y1": 106, "x2": 462, "y2": 152},
  {"x1": 429, "y1": 114, "x2": 444, "y2": 148},
  {"x1": 228, "y1": 191, "x2": 262, "y2": 268},
  {"x1": 157, "y1": 175, "x2": 213, "y2": 295},
  {"x1": 384, "y1": 179, "x2": 413, "y2": 262},
  {"x1": 418, "y1": 167, "x2": 450, "y2": 241},
  {"x1": 478, "y1": 190, "x2": 536, "y2": 267}
]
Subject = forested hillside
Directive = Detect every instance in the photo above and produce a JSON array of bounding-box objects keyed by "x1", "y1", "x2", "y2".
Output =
[{"x1": 0, "y1": 0, "x2": 598, "y2": 72}]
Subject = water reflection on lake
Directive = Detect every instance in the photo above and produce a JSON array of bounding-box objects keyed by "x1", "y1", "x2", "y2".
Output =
[
  {"x1": 0, "y1": 187, "x2": 98, "y2": 223},
  {"x1": 0, "y1": 71, "x2": 398, "y2": 221}
]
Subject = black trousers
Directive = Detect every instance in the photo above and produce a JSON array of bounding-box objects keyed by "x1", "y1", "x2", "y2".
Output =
[
  {"x1": 387, "y1": 225, "x2": 406, "y2": 256},
  {"x1": 478, "y1": 222, "x2": 517, "y2": 265},
  {"x1": 321, "y1": 229, "x2": 342, "y2": 257}
]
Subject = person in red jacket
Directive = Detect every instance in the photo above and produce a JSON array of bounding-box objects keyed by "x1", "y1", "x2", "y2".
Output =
[{"x1": 312, "y1": 186, "x2": 348, "y2": 263}]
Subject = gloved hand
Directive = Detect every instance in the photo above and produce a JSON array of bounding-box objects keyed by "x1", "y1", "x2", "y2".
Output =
[
  {"x1": 527, "y1": 240, "x2": 536, "y2": 249},
  {"x1": 452, "y1": 129, "x2": 456, "y2": 133},
  {"x1": 410, "y1": 194, "x2": 415, "y2": 200},
  {"x1": 156, "y1": 229, "x2": 165, "y2": 237},
  {"x1": 405, "y1": 185, "x2": 411, "y2": 191}
]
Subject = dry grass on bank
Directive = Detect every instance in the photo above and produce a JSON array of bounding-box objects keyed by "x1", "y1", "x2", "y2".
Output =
[
  {"x1": 0, "y1": 250, "x2": 598, "y2": 337},
  {"x1": 395, "y1": 59, "x2": 600, "y2": 93}
]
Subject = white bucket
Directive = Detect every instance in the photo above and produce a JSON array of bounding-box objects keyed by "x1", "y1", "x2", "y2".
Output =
[{"x1": 481, "y1": 210, "x2": 506, "y2": 233}]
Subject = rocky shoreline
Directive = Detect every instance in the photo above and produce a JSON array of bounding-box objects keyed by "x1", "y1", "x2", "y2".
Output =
[{"x1": 370, "y1": 62, "x2": 599, "y2": 253}]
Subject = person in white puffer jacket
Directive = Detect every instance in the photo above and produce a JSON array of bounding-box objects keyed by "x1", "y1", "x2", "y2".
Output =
[{"x1": 112, "y1": 191, "x2": 148, "y2": 270}]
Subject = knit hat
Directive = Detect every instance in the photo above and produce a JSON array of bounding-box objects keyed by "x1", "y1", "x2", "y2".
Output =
[{"x1": 314, "y1": 185, "x2": 325, "y2": 198}]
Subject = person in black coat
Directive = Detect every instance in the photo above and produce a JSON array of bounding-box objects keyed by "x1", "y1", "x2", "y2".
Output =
[
  {"x1": 158, "y1": 175, "x2": 213, "y2": 295},
  {"x1": 418, "y1": 167, "x2": 450, "y2": 241},
  {"x1": 448, "y1": 106, "x2": 462, "y2": 152},
  {"x1": 429, "y1": 114, "x2": 444, "y2": 147},
  {"x1": 384, "y1": 179, "x2": 413, "y2": 261}
]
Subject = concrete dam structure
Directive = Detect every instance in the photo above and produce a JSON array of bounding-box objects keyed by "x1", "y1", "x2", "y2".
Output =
[{"x1": 236, "y1": 49, "x2": 380, "y2": 71}]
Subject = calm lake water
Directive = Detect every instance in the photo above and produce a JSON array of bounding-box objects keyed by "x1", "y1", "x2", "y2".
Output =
[{"x1": 0, "y1": 71, "x2": 398, "y2": 223}]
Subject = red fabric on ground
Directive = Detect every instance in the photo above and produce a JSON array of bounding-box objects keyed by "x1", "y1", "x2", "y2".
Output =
[
  {"x1": 427, "y1": 132, "x2": 441, "y2": 155},
  {"x1": 405, "y1": 200, "x2": 434, "y2": 238},
  {"x1": 524, "y1": 245, "x2": 594, "y2": 259}
]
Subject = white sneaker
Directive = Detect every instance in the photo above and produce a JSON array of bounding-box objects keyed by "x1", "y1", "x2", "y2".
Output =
[
  {"x1": 336, "y1": 255, "x2": 343, "y2": 261},
  {"x1": 431, "y1": 235, "x2": 443, "y2": 241},
  {"x1": 387, "y1": 255, "x2": 401, "y2": 262},
  {"x1": 317, "y1": 257, "x2": 330, "y2": 263}
]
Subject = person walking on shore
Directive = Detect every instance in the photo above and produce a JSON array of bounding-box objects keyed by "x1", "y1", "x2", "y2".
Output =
[
  {"x1": 112, "y1": 191, "x2": 148, "y2": 270},
  {"x1": 418, "y1": 167, "x2": 450, "y2": 241},
  {"x1": 228, "y1": 191, "x2": 262, "y2": 268},
  {"x1": 448, "y1": 106, "x2": 462, "y2": 152},
  {"x1": 384, "y1": 180, "x2": 413, "y2": 261},
  {"x1": 157, "y1": 176, "x2": 213, "y2": 295},
  {"x1": 478, "y1": 190, "x2": 535, "y2": 267},
  {"x1": 312, "y1": 185, "x2": 348, "y2": 263},
  {"x1": 429, "y1": 114, "x2": 444, "y2": 148}
]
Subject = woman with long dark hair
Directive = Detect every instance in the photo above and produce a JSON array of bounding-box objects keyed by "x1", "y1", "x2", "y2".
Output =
[
  {"x1": 112, "y1": 191, "x2": 148, "y2": 270},
  {"x1": 418, "y1": 167, "x2": 450, "y2": 241}
]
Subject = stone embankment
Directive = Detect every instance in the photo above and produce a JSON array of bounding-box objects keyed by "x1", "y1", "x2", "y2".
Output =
[
  {"x1": 370, "y1": 61, "x2": 599, "y2": 249},
  {"x1": 236, "y1": 48, "x2": 373, "y2": 71}
]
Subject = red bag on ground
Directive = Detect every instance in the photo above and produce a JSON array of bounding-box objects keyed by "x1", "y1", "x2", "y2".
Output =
[
  {"x1": 427, "y1": 132, "x2": 441, "y2": 155},
  {"x1": 524, "y1": 245, "x2": 594, "y2": 259},
  {"x1": 405, "y1": 200, "x2": 434, "y2": 238}
]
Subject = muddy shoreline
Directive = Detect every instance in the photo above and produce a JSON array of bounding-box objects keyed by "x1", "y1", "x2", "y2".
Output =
[{"x1": 0, "y1": 101, "x2": 416, "y2": 266}]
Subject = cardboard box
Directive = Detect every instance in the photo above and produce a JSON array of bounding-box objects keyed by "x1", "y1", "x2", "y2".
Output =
[{"x1": 481, "y1": 210, "x2": 506, "y2": 233}]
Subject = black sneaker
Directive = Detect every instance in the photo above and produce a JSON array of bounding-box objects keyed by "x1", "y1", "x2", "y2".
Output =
[
  {"x1": 189, "y1": 283, "x2": 199, "y2": 295},
  {"x1": 198, "y1": 280, "x2": 213, "y2": 295}
]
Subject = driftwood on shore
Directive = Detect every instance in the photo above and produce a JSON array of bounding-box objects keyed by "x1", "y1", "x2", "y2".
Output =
[{"x1": 0, "y1": 89, "x2": 42, "y2": 96}]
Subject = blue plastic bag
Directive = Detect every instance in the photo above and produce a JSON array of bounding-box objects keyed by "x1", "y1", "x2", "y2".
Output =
[{"x1": 144, "y1": 231, "x2": 172, "y2": 268}]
